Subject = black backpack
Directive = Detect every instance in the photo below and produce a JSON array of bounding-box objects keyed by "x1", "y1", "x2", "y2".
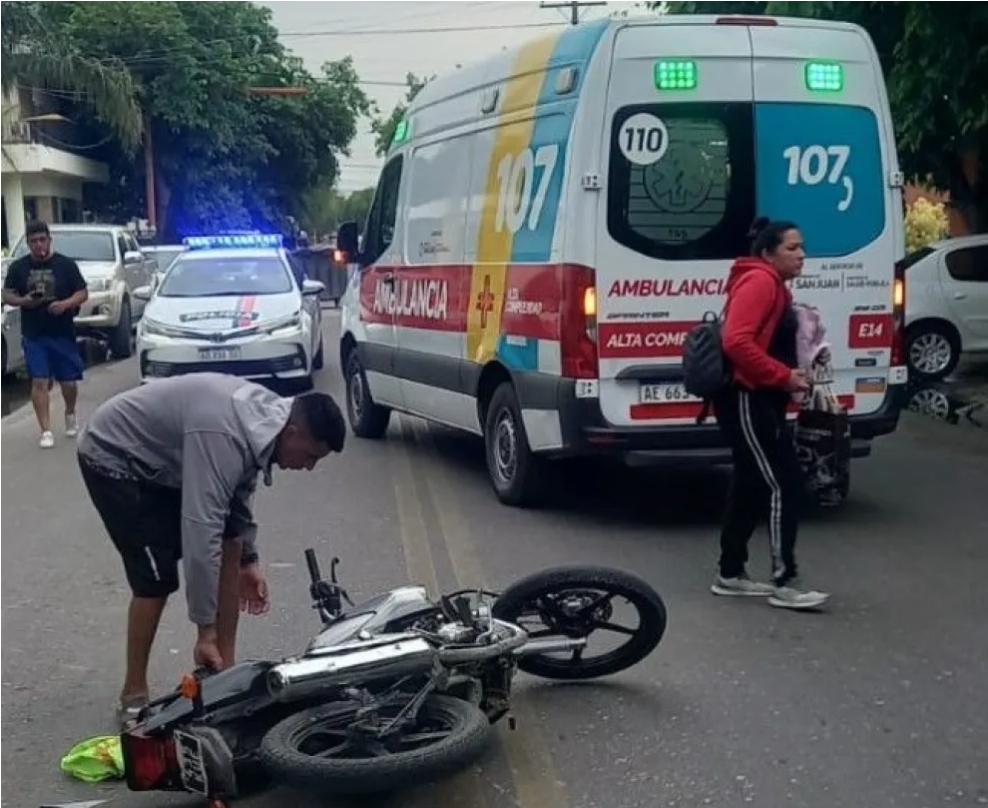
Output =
[{"x1": 682, "y1": 310, "x2": 732, "y2": 423}]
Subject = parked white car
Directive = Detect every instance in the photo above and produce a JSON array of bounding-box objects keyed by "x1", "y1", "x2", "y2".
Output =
[
  {"x1": 134, "y1": 234, "x2": 325, "y2": 388},
  {"x1": 2, "y1": 302, "x2": 25, "y2": 377},
  {"x1": 903, "y1": 233, "x2": 988, "y2": 381}
]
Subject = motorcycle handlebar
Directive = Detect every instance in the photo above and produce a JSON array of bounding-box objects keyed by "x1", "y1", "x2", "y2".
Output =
[{"x1": 305, "y1": 548, "x2": 321, "y2": 585}]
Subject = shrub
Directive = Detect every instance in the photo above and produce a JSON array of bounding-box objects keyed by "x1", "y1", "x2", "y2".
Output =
[{"x1": 905, "y1": 197, "x2": 949, "y2": 253}]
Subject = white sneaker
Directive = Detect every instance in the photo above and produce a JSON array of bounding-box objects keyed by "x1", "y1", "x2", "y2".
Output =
[
  {"x1": 39, "y1": 431, "x2": 55, "y2": 449},
  {"x1": 768, "y1": 578, "x2": 830, "y2": 611},
  {"x1": 65, "y1": 413, "x2": 78, "y2": 438},
  {"x1": 711, "y1": 573, "x2": 774, "y2": 597}
]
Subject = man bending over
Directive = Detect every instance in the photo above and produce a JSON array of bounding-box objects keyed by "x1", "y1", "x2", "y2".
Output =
[{"x1": 76, "y1": 372, "x2": 346, "y2": 726}]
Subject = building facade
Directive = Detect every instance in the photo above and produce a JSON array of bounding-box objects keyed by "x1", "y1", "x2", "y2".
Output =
[{"x1": 1, "y1": 87, "x2": 109, "y2": 251}]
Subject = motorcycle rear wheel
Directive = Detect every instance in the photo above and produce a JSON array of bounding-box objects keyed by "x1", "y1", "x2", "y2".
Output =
[
  {"x1": 257, "y1": 695, "x2": 492, "y2": 795},
  {"x1": 492, "y1": 565, "x2": 667, "y2": 680}
]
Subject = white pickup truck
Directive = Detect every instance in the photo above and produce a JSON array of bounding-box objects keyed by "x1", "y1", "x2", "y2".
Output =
[{"x1": 8, "y1": 223, "x2": 157, "y2": 358}]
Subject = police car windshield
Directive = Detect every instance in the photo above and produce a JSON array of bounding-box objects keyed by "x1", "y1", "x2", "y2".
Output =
[{"x1": 158, "y1": 255, "x2": 293, "y2": 298}]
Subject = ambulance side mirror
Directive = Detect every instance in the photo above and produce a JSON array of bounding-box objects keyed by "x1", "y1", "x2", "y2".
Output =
[{"x1": 336, "y1": 221, "x2": 360, "y2": 261}]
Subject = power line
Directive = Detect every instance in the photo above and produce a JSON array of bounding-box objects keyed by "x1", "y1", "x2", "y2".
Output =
[
  {"x1": 94, "y1": 21, "x2": 568, "y2": 69},
  {"x1": 540, "y1": 1, "x2": 607, "y2": 26}
]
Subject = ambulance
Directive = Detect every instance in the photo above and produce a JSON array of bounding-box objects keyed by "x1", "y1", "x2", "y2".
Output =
[{"x1": 337, "y1": 13, "x2": 909, "y2": 507}]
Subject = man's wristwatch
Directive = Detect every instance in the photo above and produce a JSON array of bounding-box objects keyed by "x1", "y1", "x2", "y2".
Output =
[{"x1": 240, "y1": 552, "x2": 259, "y2": 568}]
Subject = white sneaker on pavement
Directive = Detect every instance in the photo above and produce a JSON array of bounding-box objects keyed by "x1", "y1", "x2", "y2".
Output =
[
  {"x1": 39, "y1": 431, "x2": 55, "y2": 449},
  {"x1": 768, "y1": 578, "x2": 830, "y2": 611},
  {"x1": 711, "y1": 573, "x2": 775, "y2": 597},
  {"x1": 65, "y1": 413, "x2": 78, "y2": 438}
]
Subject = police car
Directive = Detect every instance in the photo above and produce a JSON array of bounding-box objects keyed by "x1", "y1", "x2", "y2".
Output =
[{"x1": 135, "y1": 234, "x2": 325, "y2": 386}]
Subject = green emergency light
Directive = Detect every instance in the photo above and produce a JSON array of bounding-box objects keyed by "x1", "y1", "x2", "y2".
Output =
[
  {"x1": 805, "y1": 61, "x2": 844, "y2": 92},
  {"x1": 392, "y1": 119, "x2": 410, "y2": 146},
  {"x1": 654, "y1": 60, "x2": 697, "y2": 91}
]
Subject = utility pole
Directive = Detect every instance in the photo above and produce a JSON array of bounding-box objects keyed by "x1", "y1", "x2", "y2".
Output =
[{"x1": 539, "y1": 0, "x2": 607, "y2": 26}]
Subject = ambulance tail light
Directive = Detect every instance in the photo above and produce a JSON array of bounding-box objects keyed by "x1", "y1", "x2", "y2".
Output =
[
  {"x1": 715, "y1": 16, "x2": 777, "y2": 26},
  {"x1": 891, "y1": 259, "x2": 907, "y2": 366},
  {"x1": 561, "y1": 264, "x2": 598, "y2": 380}
]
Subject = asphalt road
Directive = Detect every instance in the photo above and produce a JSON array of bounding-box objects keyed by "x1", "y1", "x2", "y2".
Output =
[{"x1": 3, "y1": 311, "x2": 988, "y2": 808}]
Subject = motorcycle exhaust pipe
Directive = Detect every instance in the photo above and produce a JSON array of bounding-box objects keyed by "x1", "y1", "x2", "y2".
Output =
[
  {"x1": 513, "y1": 636, "x2": 588, "y2": 657},
  {"x1": 267, "y1": 634, "x2": 437, "y2": 702}
]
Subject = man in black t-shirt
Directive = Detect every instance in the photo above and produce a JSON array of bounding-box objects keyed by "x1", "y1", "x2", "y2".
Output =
[{"x1": 2, "y1": 220, "x2": 89, "y2": 448}]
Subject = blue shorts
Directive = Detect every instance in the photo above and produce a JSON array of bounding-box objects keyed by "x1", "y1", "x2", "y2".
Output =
[{"x1": 22, "y1": 335, "x2": 84, "y2": 382}]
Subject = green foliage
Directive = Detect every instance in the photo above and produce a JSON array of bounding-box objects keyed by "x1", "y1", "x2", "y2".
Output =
[
  {"x1": 1, "y1": 0, "x2": 142, "y2": 151},
  {"x1": 371, "y1": 73, "x2": 430, "y2": 158},
  {"x1": 16, "y1": 1, "x2": 371, "y2": 240},
  {"x1": 300, "y1": 186, "x2": 375, "y2": 238},
  {"x1": 905, "y1": 197, "x2": 949, "y2": 253},
  {"x1": 652, "y1": 2, "x2": 988, "y2": 231}
]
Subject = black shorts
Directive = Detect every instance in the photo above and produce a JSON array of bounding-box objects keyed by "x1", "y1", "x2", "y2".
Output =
[{"x1": 78, "y1": 454, "x2": 251, "y2": 599}]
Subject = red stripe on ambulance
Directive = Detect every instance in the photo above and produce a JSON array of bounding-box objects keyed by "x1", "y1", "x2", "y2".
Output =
[
  {"x1": 630, "y1": 394, "x2": 856, "y2": 421},
  {"x1": 598, "y1": 321, "x2": 696, "y2": 359}
]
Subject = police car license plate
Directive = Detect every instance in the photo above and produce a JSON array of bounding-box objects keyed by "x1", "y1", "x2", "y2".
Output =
[
  {"x1": 198, "y1": 347, "x2": 241, "y2": 362},
  {"x1": 173, "y1": 729, "x2": 209, "y2": 796},
  {"x1": 638, "y1": 383, "x2": 700, "y2": 404}
]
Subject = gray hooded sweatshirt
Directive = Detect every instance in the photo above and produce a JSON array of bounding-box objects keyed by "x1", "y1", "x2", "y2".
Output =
[{"x1": 77, "y1": 373, "x2": 293, "y2": 626}]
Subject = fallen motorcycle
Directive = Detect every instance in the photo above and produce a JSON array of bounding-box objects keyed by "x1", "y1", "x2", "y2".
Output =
[{"x1": 121, "y1": 548, "x2": 667, "y2": 802}]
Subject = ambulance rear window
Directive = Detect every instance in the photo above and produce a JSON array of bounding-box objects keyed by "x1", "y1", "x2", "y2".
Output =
[{"x1": 607, "y1": 103, "x2": 755, "y2": 261}]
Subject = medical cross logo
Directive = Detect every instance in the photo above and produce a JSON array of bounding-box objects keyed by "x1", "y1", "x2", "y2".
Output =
[{"x1": 476, "y1": 274, "x2": 495, "y2": 328}]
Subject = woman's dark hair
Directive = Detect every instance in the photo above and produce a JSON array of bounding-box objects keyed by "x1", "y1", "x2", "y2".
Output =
[{"x1": 748, "y1": 216, "x2": 799, "y2": 257}]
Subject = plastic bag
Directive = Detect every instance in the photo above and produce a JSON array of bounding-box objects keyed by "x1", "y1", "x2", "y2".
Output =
[{"x1": 60, "y1": 735, "x2": 125, "y2": 783}]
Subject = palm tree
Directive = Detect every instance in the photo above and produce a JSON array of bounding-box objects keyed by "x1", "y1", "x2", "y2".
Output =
[{"x1": 1, "y1": 1, "x2": 142, "y2": 152}]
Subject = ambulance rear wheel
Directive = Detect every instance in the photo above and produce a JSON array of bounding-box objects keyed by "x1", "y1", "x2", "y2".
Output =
[
  {"x1": 484, "y1": 382, "x2": 547, "y2": 508},
  {"x1": 345, "y1": 350, "x2": 390, "y2": 439}
]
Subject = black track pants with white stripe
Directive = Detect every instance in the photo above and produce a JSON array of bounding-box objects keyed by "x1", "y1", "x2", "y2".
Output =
[{"x1": 715, "y1": 386, "x2": 805, "y2": 585}]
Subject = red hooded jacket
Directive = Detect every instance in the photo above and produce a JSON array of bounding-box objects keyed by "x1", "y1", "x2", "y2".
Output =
[{"x1": 721, "y1": 257, "x2": 792, "y2": 390}]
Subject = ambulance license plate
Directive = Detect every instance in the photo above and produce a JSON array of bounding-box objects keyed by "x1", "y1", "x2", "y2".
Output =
[
  {"x1": 638, "y1": 383, "x2": 700, "y2": 404},
  {"x1": 173, "y1": 729, "x2": 209, "y2": 796},
  {"x1": 198, "y1": 347, "x2": 241, "y2": 362}
]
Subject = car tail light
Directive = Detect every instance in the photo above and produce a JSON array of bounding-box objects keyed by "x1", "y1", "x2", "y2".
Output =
[
  {"x1": 891, "y1": 259, "x2": 907, "y2": 366},
  {"x1": 560, "y1": 264, "x2": 598, "y2": 379},
  {"x1": 715, "y1": 16, "x2": 778, "y2": 26},
  {"x1": 121, "y1": 730, "x2": 180, "y2": 791}
]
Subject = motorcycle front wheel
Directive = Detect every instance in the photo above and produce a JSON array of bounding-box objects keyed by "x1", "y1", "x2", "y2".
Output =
[
  {"x1": 492, "y1": 566, "x2": 667, "y2": 680},
  {"x1": 257, "y1": 695, "x2": 492, "y2": 795}
]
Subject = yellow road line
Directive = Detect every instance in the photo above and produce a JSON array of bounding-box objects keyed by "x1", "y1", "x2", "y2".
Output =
[
  {"x1": 407, "y1": 417, "x2": 570, "y2": 808},
  {"x1": 391, "y1": 431, "x2": 488, "y2": 808}
]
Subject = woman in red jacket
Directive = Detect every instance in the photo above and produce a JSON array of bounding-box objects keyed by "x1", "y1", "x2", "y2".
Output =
[{"x1": 711, "y1": 217, "x2": 830, "y2": 611}]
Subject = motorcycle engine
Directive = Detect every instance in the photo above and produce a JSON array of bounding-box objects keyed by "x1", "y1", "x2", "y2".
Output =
[{"x1": 436, "y1": 622, "x2": 476, "y2": 644}]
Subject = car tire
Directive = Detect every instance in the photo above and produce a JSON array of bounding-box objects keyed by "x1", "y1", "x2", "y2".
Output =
[
  {"x1": 313, "y1": 336, "x2": 324, "y2": 370},
  {"x1": 483, "y1": 381, "x2": 548, "y2": 508},
  {"x1": 906, "y1": 322, "x2": 959, "y2": 382},
  {"x1": 345, "y1": 350, "x2": 391, "y2": 439},
  {"x1": 109, "y1": 299, "x2": 133, "y2": 359}
]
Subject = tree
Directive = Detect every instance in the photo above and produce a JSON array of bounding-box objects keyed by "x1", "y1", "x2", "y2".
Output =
[
  {"x1": 653, "y1": 2, "x2": 988, "y2": 233},
  {"x1": 0, "y1": 1, "x2": 142, "y2": 152},
  {"x1": 31, "y1": 1, "x2": 371, "y2": 240},
  {"x1": 371, "y1": 72, "x2": 430, "y2": 158},
  {"x1": 300, "y1": 186, "x2": 375, "y2": 239}
]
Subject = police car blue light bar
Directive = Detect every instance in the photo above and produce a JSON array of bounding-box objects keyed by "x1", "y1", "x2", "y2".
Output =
[{"x1": 183, "y1": 234, "x2": 284, "y2": 249}]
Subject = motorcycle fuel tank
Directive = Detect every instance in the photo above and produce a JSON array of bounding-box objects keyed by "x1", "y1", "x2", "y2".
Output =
[{"x1": 305, "y1": 585, "x2": 437, "y2": 652}]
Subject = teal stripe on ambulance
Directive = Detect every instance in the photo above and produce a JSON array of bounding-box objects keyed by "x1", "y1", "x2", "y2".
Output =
[{"x1": 498, "y1": 18, "x2": 610, "y2": 373}]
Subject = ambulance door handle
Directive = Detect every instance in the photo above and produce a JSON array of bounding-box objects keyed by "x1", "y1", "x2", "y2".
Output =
[{"x1": 953, "y1": 292, "x2": 967, "y2": 300}]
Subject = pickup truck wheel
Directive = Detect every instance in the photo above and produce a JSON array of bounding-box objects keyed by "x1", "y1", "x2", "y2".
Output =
[
  {"x1": 484, "y1": 382, "x2": 548, "y2": 508},
  {"x1": 109, "y1": 300, "x2": 133, "y2": 359}
]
